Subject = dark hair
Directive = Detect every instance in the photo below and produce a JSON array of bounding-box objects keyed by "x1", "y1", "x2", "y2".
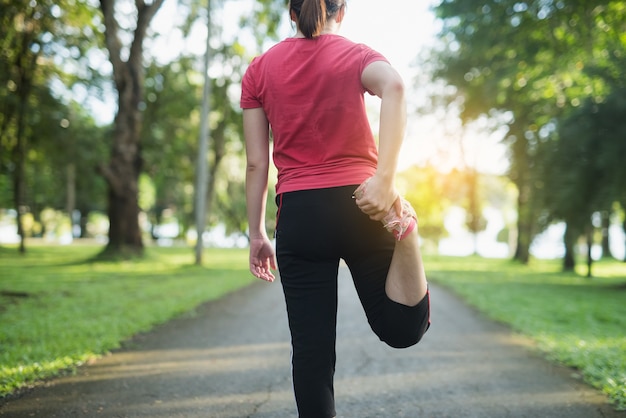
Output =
[{"x1": 290, "y1": 0, "x2": 345, "y2": 39}]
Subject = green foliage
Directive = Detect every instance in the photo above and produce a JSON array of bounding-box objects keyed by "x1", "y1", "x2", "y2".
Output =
[
  {"x1": 0, "y1": 0, "x2": 101, "y2": 140},
  {"x1": 140, "y1": 57, "x2": 199, "y2": 236},
  {"x1": 0, "y1": 0, "x2": 106, "y2": 240},
  {"x1": 429, "y1": 256, "x2": 626, "y2": 410},
  {"x1": 0, "y1": 244, "x2": 254, "y2": 396},
  {"x1": 138, "y1": 173, "x2": 156, "y2": 212},
  {"x1": 430, "y1": 0, "x2": 626, "y2": 262}
]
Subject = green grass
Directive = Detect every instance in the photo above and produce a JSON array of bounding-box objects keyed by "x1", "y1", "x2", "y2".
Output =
[
  {"x1": 427, "y1": 256, "x2": 626, "y2": 410},
  {"x1": 0, "y1": 244, "x2": 255, "y2": 397}
]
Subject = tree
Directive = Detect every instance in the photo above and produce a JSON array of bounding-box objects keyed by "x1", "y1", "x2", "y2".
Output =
[{"x1": 96, "y1": 0, "x2": 165, "y2": 257}]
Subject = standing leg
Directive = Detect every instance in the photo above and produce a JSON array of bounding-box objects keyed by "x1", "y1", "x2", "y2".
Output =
[
  {"x1": 279, "y1": 257, "x2": 339, "y2": 418},
  {"x1": 275, "y1": 188, "x2": 343, "y2": 418}
]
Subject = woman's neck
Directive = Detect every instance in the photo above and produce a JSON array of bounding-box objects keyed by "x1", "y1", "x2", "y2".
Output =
[{"x1": 293, "y1": 22, "x2": 341, "y2": 38}]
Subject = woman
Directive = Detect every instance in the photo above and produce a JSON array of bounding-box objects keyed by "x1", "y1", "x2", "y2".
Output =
[{"x1": 240, "y1": 0, "x2": 430, "y2": 416}]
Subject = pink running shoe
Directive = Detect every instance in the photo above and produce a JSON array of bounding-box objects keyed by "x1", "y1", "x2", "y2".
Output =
[
  {"x1": 353, "y1": 179, "x2": 417, "y2": 241},
  {"x1": 382, "y1": 197, "x2": 417, "y2": 241}
]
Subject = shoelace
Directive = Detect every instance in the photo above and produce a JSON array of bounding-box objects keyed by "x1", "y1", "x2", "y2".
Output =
[
  {"x1": 353, "y1": 179, "x2": 417, "y2": 240},
  {"x1": 382, "y1": 199, "x2": 416, "y2": 238}
]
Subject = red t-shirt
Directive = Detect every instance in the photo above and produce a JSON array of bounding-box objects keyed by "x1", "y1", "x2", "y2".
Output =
[{"x1": 240, "y1": 34, "x2": 387, "y2": 194}]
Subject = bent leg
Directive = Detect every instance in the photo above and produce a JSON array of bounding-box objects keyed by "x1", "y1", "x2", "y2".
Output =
[
  {"x1": 386, "y1": 224, "x2": 428, "y2": 307},
  {"x1": 345, "y1": 243, "x2": 430, "y2": 348},
  {"x1": 343, "y1": 191, "x2": 430, "y2": 348},
  {"x1": 378, "y1": 286, "x2": 430, "y2": 348}
]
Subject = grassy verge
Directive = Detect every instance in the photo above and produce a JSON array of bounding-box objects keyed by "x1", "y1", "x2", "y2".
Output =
[
  {"x1": 427, "y1": 256, "x2": 626, "y2": 410},
  {"x1": 0, "y1": 244, "x2": 254, "y2": 397}
]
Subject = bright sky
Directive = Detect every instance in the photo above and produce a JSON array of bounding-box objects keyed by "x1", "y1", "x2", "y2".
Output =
[{"x1": 341, "y1": 1, "x2": 438, "y2": 78}]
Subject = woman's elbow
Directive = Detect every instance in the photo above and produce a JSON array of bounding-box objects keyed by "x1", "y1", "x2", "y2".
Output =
[
  {"x1": 385, "y1": 77, "x2": 405, "y2": 99},
  {"x1": 246, "y1": 159, "x2": 269, "y2": 174}
]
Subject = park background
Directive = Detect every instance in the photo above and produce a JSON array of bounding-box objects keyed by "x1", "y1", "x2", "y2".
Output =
[{"x1": 1, "y1": 0, "x2": 625, "y2": 411}]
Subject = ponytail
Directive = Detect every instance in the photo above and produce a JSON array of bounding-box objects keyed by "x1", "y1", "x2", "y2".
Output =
[
  {"x1": 299, "y1": 0, "x2": 326, "y2": 38},
  {"x1": 290, "y1": 0, "x2": 344, "y2": 39}
]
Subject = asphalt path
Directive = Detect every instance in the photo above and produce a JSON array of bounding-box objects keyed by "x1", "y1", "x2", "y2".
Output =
[{"x1": 1, "y1": 266, "x2": 624, "y2": 418}]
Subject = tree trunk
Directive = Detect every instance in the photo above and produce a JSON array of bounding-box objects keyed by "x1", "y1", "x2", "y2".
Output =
[
  {"x1": 13, "y1": 110, "x2": 26, "y2": 254},
  {"x1": 562, "y1": 222, "x2": 576, "y2": 271},
  {"x1": 105, "y1": 174, "x2": 142, "y2": 255},
  {"x1": 509, "y1": 122, "x2": 533, "y2": 265},
  {"x1": 586, "y1": 225, "x2": 593, "y2": 278},
  {"x1": 101, "y1": 89, "x2": 144, "y2": 256},
  {"x1": 66, "y1": 163, "x2": 76, "y2": 237},
  {"x1": 467, "y1": 169, "x2": 480, "y2": 256},
  {"x1": 79, "y1": 208, "x2": 89, "y2": 238},
  {"x1": 623, "y1": 217, "x2": 626, "y2": 262},
  {"x1": 600, "y1": 210, "x2": 612, "y2": 258},
  {"x1": 12, "y1": 42, "x2": 36, "y2": 254},
  {"x1": 513, "y1": 182, "x2": 532, "y2": 264}
]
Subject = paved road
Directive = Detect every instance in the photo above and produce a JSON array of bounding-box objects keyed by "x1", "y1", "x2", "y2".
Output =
[{"x1": 1, "y1": 267, "x2": 624, "y2": 418}]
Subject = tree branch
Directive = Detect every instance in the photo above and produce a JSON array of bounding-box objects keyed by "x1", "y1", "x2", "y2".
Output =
[
  {"x1": 130, "y1": 0, "x2": 165, "y2": 67},
  {"x1": 99, "y1": 0, "x2": 125, "y2": 88}
]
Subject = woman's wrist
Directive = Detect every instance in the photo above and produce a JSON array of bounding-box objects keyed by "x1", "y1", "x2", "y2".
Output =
[
  {"x1": 374, "y1": 169, "x2": 395, "y2": 185},
  {"x1": 249, "y1": 231, "x2": 268, "y2": 240}
]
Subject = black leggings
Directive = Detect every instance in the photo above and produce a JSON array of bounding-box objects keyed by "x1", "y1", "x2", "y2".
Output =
[{"x1": 275, "y1": 186, "x2": 430, "y2": 418}]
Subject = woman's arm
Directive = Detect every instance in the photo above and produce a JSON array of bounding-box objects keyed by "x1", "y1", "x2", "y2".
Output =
[
  {"x1": 358, "y1": 60, "x2": 407, "y2": 220},
  {"x1": 243, "y1": 107, "x2": 276, "y2": 281}
]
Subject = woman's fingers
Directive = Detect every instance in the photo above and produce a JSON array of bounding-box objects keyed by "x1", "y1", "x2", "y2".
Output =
[{"x1": 251, "y1": 263, "x2": 275, "y2": 282}]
